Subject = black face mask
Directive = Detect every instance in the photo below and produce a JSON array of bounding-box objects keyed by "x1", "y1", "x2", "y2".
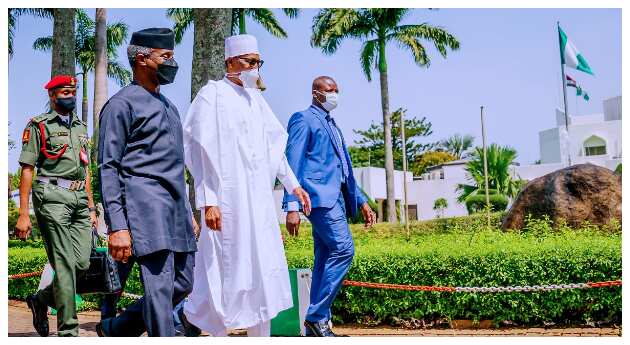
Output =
[
  {"x1": 55, "y1": 96, "x2": 76, "y2": 113},
  {"x1": 156, "y1": 58, "x2": 178, "y2": 85}
]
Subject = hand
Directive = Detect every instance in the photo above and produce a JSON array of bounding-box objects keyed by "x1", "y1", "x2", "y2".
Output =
[
  {"x1": 205, "y1": 206, "x2": 222, "y2": 231},
  {"x1": 292, "y1": 187, "x2": 311, "y2": 216},
  {"x1": 15, "y1": 213, "x2": 32, "y2": 241},
  {"x1": 286, "y1": 211, "x2": 301, "y2": 237},
  {"x1": 192, "y1": 215, "x2": 201, "y2": 239},
  {"x1": 89, "y1": 210, "x2": 98, "y2": 229},
  {"x1": 108, "y1": 230, "x2": 132, "y2": 263},
  {"x1": 361, "y1": 203, "x2": 376, "y2": 228}
]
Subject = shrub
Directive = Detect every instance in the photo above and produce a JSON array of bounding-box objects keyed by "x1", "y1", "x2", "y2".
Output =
[
  {"x1": 348, "y1": 188, "x2": 378, "y2": 224},
  {"x1": 465, "y1": 194, "x2": 508, "y2": 214},
  {"x1": 9, "y1": 216, "x2": 621, "y2": 326}
]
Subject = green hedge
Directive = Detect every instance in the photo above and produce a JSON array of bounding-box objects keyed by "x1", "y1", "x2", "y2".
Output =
[{"x1": 8, "y1": 216, "x2": 621, "y2": 326}]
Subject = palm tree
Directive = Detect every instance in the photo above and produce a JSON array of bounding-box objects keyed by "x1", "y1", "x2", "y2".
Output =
[
  {"x1": 51, "y1": 9, "x2": 76, "y2": 77},
  {"x1": 8, "y1": 8, "x2": 53, "y2": 59},
  {"x1": 92, "y1": 8, "x2": 107, "y2": 164},
  {"x1": 167, "y1": 8, "x2": 232, "y2": 223},
  {"x1": 439, "y1": 134, "x2": 475, "y2": 159},
  {"x1": 231, "y1": 8, "x2": 300, "y2": 36},
  {"x1": 433, "y1": 197, "x2": 448, "y2": 218},
  {"x1": 311, "y1": 9, "x2": 460, "y2": 223},
  {"x1": 34, "y1": 10, "x2": 131, "y2": 123},
  {"x1": 456, "y1": 144, "x2": 524, "y2": 203},
  {"x1": 167, "y1": 8, "x2": 300, "y2": 43}
]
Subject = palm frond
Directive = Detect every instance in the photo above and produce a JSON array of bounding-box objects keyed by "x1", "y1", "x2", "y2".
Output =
[
  {"x1": 107, "y1": 61, "x2": 132, "y2": 87},
  {"x1": 32, "y1": 36, "x2": 53, "y2": 51},
  {"x1": 392, "y1": 24, "x2": 460, "y2": 58},
  {"x1": 311, "y1": 9, "x2": 370, "y2": 54},
  {"x1": 246, "y1": 8, "x2": 287, "y2": 38},
  {"x1": 392, "y1": 33, "x2": 430, "y2": 67},
  {"x1": 166, "y1": 8, "x2": 193, "y2": 44},
  {"x1": 282, "y1": 8, "x2": 301, "y2": 18},
  {"x1": 106, "y1": 21, "x2": 128, "y2": 53},
  {"x1": 359, "y1": 39, "x2": 378, "y2": 81}
]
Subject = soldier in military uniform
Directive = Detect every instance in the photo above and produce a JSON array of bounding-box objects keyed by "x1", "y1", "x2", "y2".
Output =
[{"x1": 14, "y1": 75, "x2": 98, "y2": 337}]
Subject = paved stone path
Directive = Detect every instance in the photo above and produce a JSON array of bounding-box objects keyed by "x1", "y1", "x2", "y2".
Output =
[{"x1": 8, "y1": 300, "x2": 621, "y2": 337}]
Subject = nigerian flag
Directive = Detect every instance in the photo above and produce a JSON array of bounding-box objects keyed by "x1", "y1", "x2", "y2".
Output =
[{"x1": 559, "y1": 25, "x2": 594, "y2": 75}]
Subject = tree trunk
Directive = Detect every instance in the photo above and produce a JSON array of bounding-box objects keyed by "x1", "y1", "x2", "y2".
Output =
[
  {"x1": 188, "y1": 8, "x2": 232, "y2": 224},
  {"x1": 51, "y1": 9, "x2": 75, "y2": 77},
  {"x1": 81, "y1": 71, "x2": 88, "y2": 123},
  {"x1": 92, "y1": 8, "x2": 107, "y2": 164},
  {"x1": 239, "y1": 10, "x2": 247, "y2": 34},
  {"x1": 378, "y1": 39, "x2": 397, "y2": 223}
]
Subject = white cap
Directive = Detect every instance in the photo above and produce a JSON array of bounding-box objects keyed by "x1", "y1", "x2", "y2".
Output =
[{"x1": 224, "y1": 34, "x2": 259, "y2": 60}]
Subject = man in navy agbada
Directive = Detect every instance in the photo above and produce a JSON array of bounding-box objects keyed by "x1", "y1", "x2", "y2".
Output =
[
  {"x1": 96, "y1": 28, "x2": 197, "y2": 337},
  {"x1": 283, "y1": 76, "x2": 376, "y2": 336}
]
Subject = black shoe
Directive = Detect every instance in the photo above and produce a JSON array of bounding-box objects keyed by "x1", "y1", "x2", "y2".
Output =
[
  {"x1": 178, "y1": 307, "x2": 201, "y2": 337},
  {"x1": 26, "y1": 294, "x2": 49, "y2": 337},
  {"x1": 95, "y1": 318, "x2": 112, "y2": 337},
  {"x1": 304, "y1": 320, "x2": 336, "y2": 337}
]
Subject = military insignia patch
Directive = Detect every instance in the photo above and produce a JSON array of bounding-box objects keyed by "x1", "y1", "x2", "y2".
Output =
[{"x1": 22, "y1": 128, "x2": 30, "y2": 143}]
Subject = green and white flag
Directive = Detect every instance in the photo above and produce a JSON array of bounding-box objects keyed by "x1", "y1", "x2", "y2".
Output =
[{"x1": 559, "y1": 26, "x2": 594, "y2": 75}]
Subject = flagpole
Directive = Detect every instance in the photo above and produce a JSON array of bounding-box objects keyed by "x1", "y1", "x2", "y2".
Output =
[{"x1": 558, "y1": 21, "x2": 572, "y2": 167}]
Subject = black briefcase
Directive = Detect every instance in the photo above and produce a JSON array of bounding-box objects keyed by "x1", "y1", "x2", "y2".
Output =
[{"x1": 76, "y1": 230, "x2": 122, "y2": 295}]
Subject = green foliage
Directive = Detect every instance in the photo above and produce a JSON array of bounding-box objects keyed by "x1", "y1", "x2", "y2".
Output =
[
  {"x1": 7, "y1": 199, "x2": 40, "y2": 240},
  {"x1": 89, "y1": 161, "x2": 101, "y2": 205},
  {"x1": 438, "y1": 134, "x2": 475, "y2": 159},
  {"x1": 311, "y1": 9, "x2": 460, "y2": 81},
  {"x1": 9, "y1": 216, "x2": 620, "y2": 326},
  {"x1": 348, "y1": 188, "x2": 378, "y2": 224},
  {"x1": 414, "y1": 151, "x2": 457, "y2": 175},
  {"x1": 614, "y1": 163, "x2": 621, "y2": 175},
  {"x1": 32, "y1": 9, "x2": 131, "y2": 86},
  {"x1": 167, "y1": 8, "x2": 300, "y2": 44},
  {"x1": 465, "y1": 193, "x2": 509, "y2": 214},
  {"x1": 456, "y1": 144, "x2": 525, "y2": 203},
  {"x1": 433, "y1": 198, "x2": 448, "y2": 218},
  {"x1": 349, "y1": 108, "x2": 434, "y2": 171}
]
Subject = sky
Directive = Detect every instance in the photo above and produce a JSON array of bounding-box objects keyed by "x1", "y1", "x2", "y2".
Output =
[{"x1": 7, "y1": 8, "x2": 622, "y2": 172}]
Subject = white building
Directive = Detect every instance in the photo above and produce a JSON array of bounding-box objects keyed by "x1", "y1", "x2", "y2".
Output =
[{"x1": 273, "y1": 96, "x2": 622, "y2": 223}]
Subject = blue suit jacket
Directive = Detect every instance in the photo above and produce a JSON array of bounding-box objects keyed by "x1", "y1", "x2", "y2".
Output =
[{"x1": 282, "y1": 104, "x2": 367, "y2": 217}]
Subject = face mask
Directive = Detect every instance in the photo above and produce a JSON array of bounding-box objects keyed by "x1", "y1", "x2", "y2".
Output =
[
  {"x1": 55, "y1": 96, "x2": 76, "y2": 113},
  {"x1": 315, "y1": 90, "x2": 339, "y2": 112},
  {"x1": 228, "y1": 68, "x2": 260, "y2": 89},
  {"x1": 155, "y1": 58, "x2": 179, "y2": 85}
]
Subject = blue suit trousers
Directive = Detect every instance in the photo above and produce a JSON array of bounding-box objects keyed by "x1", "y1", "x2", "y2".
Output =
[{"x1": 305, "y1": 191, "x2": 355, "y2": 322}]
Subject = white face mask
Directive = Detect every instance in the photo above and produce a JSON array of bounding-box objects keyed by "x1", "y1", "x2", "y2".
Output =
[
  {"x1": 315, "y1": 90, "x2": 339, "y2": 112},
  {"x1": 227, "y1": 68, "x2": 259, "y2": 88}
]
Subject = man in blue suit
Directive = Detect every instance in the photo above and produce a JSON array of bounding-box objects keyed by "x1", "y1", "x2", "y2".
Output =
[{"x1": 283, "y1": 76, "x2": 376, "y2": 337}]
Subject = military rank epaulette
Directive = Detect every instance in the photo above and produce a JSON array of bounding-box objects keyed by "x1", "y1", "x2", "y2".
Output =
[{"x1": 30, "y1": 113, "x2": 50, "y2": 124}]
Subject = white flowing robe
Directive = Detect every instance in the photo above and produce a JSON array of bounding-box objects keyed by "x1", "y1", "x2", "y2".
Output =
[{"x1": 182, "y1": 78, "x2": 300, "y2": 334}]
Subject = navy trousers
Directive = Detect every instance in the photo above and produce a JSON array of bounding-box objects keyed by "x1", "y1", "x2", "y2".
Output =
[
  {"x1": 104, "y1": 250, "x2": 194, "y2": 337},
  {"x1": 305, "y1": 191, "x2": 355, "y2": 322}
]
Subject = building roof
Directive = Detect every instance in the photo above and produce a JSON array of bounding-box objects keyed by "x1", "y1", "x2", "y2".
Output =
[{"x1": 425, "y1": 158, "x2": 470, "y2": 172}]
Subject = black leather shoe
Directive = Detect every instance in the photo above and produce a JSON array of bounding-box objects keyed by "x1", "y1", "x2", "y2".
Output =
[
  {"x1": 178, "y1": 307, "x2": 201, "y2": 337},
  {"x1": 95, "y1": 318, "x2": 112, "y2": 337},
  {"x1": 304, "y1": 320, "x2": 336, "y2": 337},
  {"x1": 26, "y1": 294, "x2": 49, "y2": 337}
]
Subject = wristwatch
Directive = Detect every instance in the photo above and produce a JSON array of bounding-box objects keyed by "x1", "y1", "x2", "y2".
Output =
[{"x1": 88, "y1": 207, "x2": 97, "y2": 212}]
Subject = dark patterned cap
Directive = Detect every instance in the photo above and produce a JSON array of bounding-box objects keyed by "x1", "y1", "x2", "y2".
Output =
[{"x1": 130, "y1": 28, "x2": 175, "y2": 50}]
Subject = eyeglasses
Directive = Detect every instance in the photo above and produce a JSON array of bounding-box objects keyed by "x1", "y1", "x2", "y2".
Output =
[{"x1": 238, "y1": 57, "x2": 264, "y2": 69}]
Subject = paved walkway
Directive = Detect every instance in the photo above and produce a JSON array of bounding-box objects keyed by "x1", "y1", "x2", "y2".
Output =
[{"x1": 8, "y1": 300, "x2": 621, "y2": 337}]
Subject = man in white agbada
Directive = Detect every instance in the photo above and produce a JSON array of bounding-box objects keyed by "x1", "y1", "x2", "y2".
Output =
[{"x1": 180, "y1": 34, "x2": 312, "y2": 337}]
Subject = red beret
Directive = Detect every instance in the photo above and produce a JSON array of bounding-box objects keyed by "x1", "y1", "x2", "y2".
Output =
[{"x1": 44, "y1": 75, "x2": 77, "y2": 90}]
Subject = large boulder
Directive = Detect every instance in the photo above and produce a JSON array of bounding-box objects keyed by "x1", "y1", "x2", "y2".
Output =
[{"x1": 502, "y1": 163, "x2": 621, "y2": 230}]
